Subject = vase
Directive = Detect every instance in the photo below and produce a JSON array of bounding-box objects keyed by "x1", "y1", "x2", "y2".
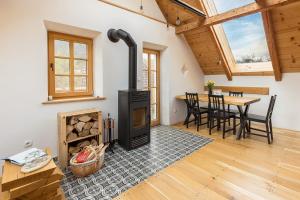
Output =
[{"x1": 208, "y1": 89, "x2": 213, "y2": 95}]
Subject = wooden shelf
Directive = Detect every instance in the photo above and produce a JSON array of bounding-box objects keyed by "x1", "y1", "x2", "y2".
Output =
[
  {"x1": 42, "y1": 96, "x2": 106, "y2": 104},
  {"x1": 67, "y1": 134, "x2": 99, "y2": 144},
  {"x1": 58, "y1": 108, "x2": 103, "y2": 169}
]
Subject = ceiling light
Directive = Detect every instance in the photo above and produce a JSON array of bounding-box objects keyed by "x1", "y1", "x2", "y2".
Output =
[{"x1": 176, "y1": 16, "x2": 181, "y2": 26}]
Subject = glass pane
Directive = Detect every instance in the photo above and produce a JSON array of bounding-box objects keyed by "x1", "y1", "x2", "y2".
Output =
[
  {"x1": 55, "y1": 58, "x2": 69, "y2": 75},
  {"x1": 151, "y1": 88, "x2": 156, "y2": 104},
  {"x1": 151, "y1": 71, "x2": 156, "y2": 87},
  {"x1": 74, "y1": 76, "x2": 87, "y2": 91},
  {"x1": 213, "y1": 0, "x2": 255, "y2": 14},
  {"x1": 151, "y1": 104, "x2": 157, "y2": 121},
  {"x1": 55, "y1": 76, "x2": 70, "y2": 92},
  {"x1": 150, "y1": 54, "x2": 156, "y2": 70},
  {"x1": 54, "y1": 40, "x2": 69, "y2": 57},
  {"x1": 133, "y1": 108, "x2": 146, "y2": 128},
  {"x1": 142, "y1": 70, "x2": 148, "y2": 89},
  {"x1": 143, "y1": 53, "x2": 148, "y2": 70},
  {"x1": 222, "y1": 13, "x2": 271, "y2": 65},
  {"x1": 74, "y1": 60, "x2": 87, "y2": 75},
  {"x1": 74, "y1": 43, "x2": 87, "y2": 59}
]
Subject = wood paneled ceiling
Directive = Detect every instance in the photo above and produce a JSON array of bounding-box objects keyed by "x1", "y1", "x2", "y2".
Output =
[{"x1": 155, "y1": 0, "x2": 300, "y2": 81}]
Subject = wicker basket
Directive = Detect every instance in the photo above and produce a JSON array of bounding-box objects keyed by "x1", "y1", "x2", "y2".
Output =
[{"x1": 69, "y1": 145, "x2": 107, "y2": 177}]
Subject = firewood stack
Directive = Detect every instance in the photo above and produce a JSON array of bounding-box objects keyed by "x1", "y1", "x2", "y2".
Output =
[
  {"x1": 66, "y1": 114, "x2": 99, "y2": 142},
  {"x1": 0, "y1": 148, "x2": 65, "y2": 200}
]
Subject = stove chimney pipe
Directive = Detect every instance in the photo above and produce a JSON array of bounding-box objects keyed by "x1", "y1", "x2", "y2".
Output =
[{"x1": 107, "y1": 29, "x2": 137, "y2": 90}]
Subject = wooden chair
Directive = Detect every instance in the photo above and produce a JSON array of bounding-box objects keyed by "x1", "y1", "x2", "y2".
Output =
[
  {"x1": 208, "y1": 94, "x2": 236, "y2": 138},
  {"x1": 246, "y1": 95, "x2": 277, "y2": 144},
  {"x1": 185, "y1": 92, "x2": 208, "y2": 131},
  {"x1": 228, "y1": 91, "x2": 243, "y2": 126}
]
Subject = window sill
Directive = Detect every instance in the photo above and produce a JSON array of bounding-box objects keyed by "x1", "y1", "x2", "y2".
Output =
[{"x1": 42, "y1": 96, "x2": 106, "y2": 104}]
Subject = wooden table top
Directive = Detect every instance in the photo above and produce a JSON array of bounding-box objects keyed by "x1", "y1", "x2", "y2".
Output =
[{"x1": 176, "y1": 94, "x2": 260, "y2": 106}]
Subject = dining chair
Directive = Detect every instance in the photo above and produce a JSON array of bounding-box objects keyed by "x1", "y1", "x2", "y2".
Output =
[
  {"x1": 228, "y1": 91, "x2": 244, "y2": 126},
  {"x1": 246, "y1": 95, "x2": 277, "y2": 144},
  {"x1": 208, "y1": 94, "x2": 236, "y2": 138},
  {"x1": 185, "y1": 92, "x2": 208, "y2": 131}
]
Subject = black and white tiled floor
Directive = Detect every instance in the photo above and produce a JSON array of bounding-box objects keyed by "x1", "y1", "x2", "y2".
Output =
[{"x1": 61, "y1": 125, "x2": 212, "y2": 200}]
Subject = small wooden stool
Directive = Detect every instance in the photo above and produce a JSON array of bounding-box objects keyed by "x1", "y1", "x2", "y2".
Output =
[{"x1": 0, "y1": 148, "x2": 65, "y2": 200}]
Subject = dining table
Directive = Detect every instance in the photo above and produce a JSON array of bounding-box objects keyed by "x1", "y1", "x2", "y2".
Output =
[{"x1": 176, "y1": 94, "x2": 261, "y2": 139}]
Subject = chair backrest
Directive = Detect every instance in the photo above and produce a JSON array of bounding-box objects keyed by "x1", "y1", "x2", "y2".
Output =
[
  {"x1": 208, "y1": 94, "x2": 226, "y2": 117},
  {"x1": 266, "y1": 95, "x2": 277, "y2": 120},
  {"x1": 229, "y1": 91, "x2": 244, "y2": 97},
  {"x1": 228, "y1": 91, "x2": 243, "y2": 111},
  {"x1": 185, "y1": 92, "x2": 200, "y2": 112}
]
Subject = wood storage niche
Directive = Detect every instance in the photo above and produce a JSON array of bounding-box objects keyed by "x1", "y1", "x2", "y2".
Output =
[{"x1": 58, "y1": 108, "x2": 103, "y2": 169}]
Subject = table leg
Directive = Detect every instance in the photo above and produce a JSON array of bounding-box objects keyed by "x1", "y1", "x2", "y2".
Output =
[{"x1": 237, "y1": 105, "x2": 250, "y2": 139}]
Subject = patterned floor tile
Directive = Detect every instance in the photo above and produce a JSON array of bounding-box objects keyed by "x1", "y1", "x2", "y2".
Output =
[{"x1": 62, "y1": 125, "x2": 212, "y2": 200}]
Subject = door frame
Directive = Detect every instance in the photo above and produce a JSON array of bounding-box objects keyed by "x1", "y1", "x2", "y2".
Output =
[{"x1": 143, "y1": 48, "x2": 160, "y2": 127}]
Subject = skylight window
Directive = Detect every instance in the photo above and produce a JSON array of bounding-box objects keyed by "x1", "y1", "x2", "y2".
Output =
[
  {"x1": 213, "y1": 0, "x2": 255, "y2": 13},
  {"x1": 222, "y1": 13, "x2": 271, "y2": 66},
  {"x1": 210, "y1": 0, "x2": 273, "y2": 72}
]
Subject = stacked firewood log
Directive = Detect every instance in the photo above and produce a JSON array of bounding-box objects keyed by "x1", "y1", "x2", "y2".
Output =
[{"x1": 66, "y1": 113, "x2": 99, "y2": 141}]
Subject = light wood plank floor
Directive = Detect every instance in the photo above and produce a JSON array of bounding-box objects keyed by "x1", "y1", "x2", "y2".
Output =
[{"x1": 115, "y1": 123, "x2": 300, "y2": 200}]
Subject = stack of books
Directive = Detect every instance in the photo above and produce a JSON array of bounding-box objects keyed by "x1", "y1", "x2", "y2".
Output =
[{"x1": 0, "y1": 148, "x2": 65, "y2": 200}]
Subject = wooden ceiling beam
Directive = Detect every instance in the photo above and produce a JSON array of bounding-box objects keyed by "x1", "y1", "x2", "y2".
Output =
[
  {"x1": 198, "y1": 0, "x2": 233, "y2": 80},
  {"x1": 203, "y1": 0, "x2": 300, "y2": 26},
  {"x1": 261, "y1": 10, "x2": 282, "y2": 81},
  {"x1": 176, "y1": 19, "x2": 202, "y2": 34},
  {"x1": 255, "y1": 0, "x2": 266, "y2": 6}
]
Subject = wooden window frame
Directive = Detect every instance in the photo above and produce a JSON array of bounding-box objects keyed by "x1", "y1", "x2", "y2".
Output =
[
  {"x1": 143, "y1": 49, "x2": 160, "y2": 127},
  {"x1": 48, "y1": 31, "x2": 93, "y2": 99}
]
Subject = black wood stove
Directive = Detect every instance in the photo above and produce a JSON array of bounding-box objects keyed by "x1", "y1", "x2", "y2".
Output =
[{"x1": 108, "y1": 29, "x2": 150, "y2": 150}]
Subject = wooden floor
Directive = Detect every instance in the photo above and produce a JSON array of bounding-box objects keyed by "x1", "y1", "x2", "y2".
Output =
[{"x1": 115, "y1": 123, "x2": 300, "y2": 200}]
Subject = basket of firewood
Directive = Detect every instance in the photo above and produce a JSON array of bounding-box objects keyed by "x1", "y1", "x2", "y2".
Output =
[{"x1": 69, "y1": 144, "x2": 108, "y2": 177}]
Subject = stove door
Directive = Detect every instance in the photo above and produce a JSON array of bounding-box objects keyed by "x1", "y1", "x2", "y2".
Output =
[{"x1": 130, "y1": 101, "x2": 150, "y2": 138}]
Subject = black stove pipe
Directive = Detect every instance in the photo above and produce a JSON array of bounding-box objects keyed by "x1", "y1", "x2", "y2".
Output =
[{"x1": 107, "y1": 29, "x2": 137, "y2": 90}]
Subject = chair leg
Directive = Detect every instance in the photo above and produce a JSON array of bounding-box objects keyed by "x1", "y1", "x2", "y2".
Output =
[
  {"x1": 186, "y1": 115, "x2": 189, "y2": 128},
  {"x1": 228, "y1": 117, "x2": 231, "y2": 126},
  {"x1": 222, "y1": 119, "x2": 226, "y2": 139},
  {"x1": 199, "y1": 113, "x2": 202, "y2": 126},
  {"x1": 270, "y1": 120, "x2": 274, "y2": 141},
  {"x1": 248, "y1": 120, "x2": 251, "y2": 132},
  {"x1": 209, "y1": 115, "x2": 213, "y2": 135},
  {"x1": 233, "y1": 117, "x2": 236, "y2": 135},
  {"x1": 197, "y1": 115, "x2": 199, "y2": 132},
  {"x1": 207, "y1": 113, "x2": 210, "y2": 128},
  {"x1": 266, "y1": 122, "x2": 271, "y2": 144}
]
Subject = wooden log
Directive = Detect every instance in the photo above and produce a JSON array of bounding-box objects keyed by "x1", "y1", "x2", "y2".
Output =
[
  {"x1": 66, "y1": 132, "x2": 78, "y2": 141},
  {"x1": 78, "y1": 115, "x2": 92, "y2": 122},
  {"x1": 77, "y1": 140, "x2": 91, "y2": 148},
  {"x1": 78, "y1": 129, "x2": 90, "y2": 137},
  {"x1": 92, "y1": 121, "x2": 98, "y2": 129},
  {"x1": 70, "y1": 117, "x2": 78, "y2": 125},
  {"x1": 66, "y1": 125, "x2": 74, "y2": 134},
  {"x1": 75, "y1": 122, "x2": 85, "y2": 132},
  {"x1": 90, "y1": 128, "x2": 98, "y2": 135},
  {"x1": 83, "y1": 122, "x2": 93, "y2": 130}
]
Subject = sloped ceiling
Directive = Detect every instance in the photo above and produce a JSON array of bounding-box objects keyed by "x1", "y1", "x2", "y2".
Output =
[
  {"x1": 156, "y1": 0, "x2": 226, "y2": 75},
  {"x1": 155, "y1": 0, "x2": 300, "y2": 77}
]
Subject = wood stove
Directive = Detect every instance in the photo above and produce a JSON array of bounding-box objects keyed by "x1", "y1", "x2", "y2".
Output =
[{"x1": 108, "y1": 29, "x2": 151, "y2": 150}]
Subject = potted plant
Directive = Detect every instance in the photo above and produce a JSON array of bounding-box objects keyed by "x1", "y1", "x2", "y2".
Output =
[{"x1": 206, "y1": 80, "x2": 215, "y2": 95}]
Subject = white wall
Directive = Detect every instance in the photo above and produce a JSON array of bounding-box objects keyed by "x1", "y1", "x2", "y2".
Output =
[
  {"x1": 205, "y1": 74, "x2": 300, "y2": 131},
  {"x1": 105, "y1": 0, "x2": 166, "y2": 21},
  {"x1": 0, "y1": 0, "x2": 204, "y2": 162}
]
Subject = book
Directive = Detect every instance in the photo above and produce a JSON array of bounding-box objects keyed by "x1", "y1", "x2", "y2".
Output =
[{"x1": 5, "y1": 148, "x2": 46, "y2": 166}]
